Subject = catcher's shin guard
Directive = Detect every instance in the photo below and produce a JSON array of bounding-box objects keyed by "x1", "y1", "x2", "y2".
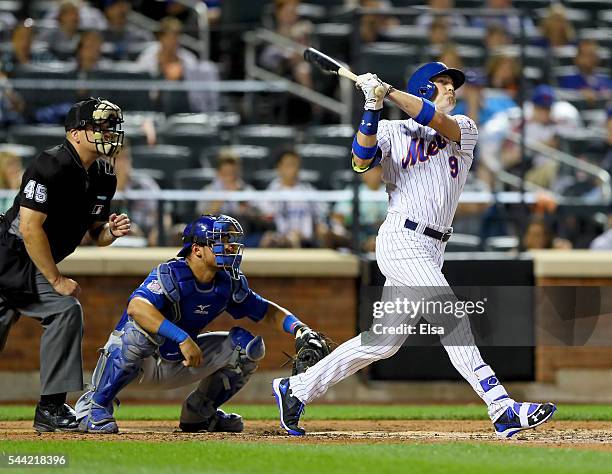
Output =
[{"x1": 179, "y1": 327, "x2": 262, "y2": 432}]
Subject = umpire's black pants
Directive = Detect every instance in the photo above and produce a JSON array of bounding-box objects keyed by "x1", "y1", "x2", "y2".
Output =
[{"x1": 0, "y1": 270, "x2": 84, "y2": 395}]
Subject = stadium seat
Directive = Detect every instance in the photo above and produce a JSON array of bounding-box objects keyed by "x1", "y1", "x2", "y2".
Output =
[
  {"x1": 578, "y1": 27, "x2": 612, "y2": 49},
  {"x1": 220, "y1": 0, "x2": 270, "y2": 25},
  {"x1": 233, "y1": 125, "x2": 297, "y2": 149},
  {"x1": 0, "y1": 144, "x2": 38, "y2": 167},
  {"x1": 295, "y1": 144, "x2": 349, "y2": 188},
  {"x1": 159, "y1": 124, "x2": 225, "y2": 164},
  {"x1": 164, "y1": 112, "x2": 241, "y2": 132},
  {"x1": 130, "y1": 145, "x2": 192, "y2": 189},
  {"x1": 534, "y1": 7, "x2": 592, "y2": 30},
  {"x1": 252, "y1": 169, "x2": 321, "y2": 190},
  {"x1": 444, "y1": 234, "x2": 482, "y2": 252},
  {"x1": 87, "y1": 69, "x2": 155, "y2": 112},
  {"x1": 174, "y1": 168, "x2": 217, "y2": 190},
  {"x1": 311, "y1": 23, "x2": 352, "y2": 63},
  {"x1": 200, "y1": 145, "x2": 271, "y2": 177},
  {"x1": 484, "y1": 236, "x2": 519, "y2": 252},
  {"x1": 8, "y1": 125, "x2": 66, "y2": 154},
  {"x1": 131, "y1": 168, "x2": 165, "y2": 187},
  {"x1": 360, "y1": 43, "x2": 420, "y2": 91},
  {"x1": 330, "y1": 169, "x2": 356, "y2": 190},
  {"x1": 11, "y1": 64, "x2": 78, "y2": 110},
  {"x1": 305, "y1": 125, "x2": 355, "y2": 147}
]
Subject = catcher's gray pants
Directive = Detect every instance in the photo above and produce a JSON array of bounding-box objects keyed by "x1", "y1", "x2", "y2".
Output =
[
  {"x1": 0, "y1": 270, "x2": 84, "y2": 395},
  {"x1": 80, "y1": 321, "x2": 257, "y2": 424}
]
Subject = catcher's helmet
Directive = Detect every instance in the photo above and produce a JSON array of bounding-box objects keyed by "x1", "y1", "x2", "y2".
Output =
[
  {"x1": 177, "y1": 214, "x2": 244, "y2": 280},
  {"x1": 407, "y1": 62, "x2": 465, "y2": 100},
  {"x1": 65, "y1": 97, "x2": 124, "y2": 173}
]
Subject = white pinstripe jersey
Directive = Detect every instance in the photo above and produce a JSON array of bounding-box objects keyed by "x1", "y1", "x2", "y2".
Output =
[{"x1": 376, "y1": 115, "x2": 478, "y2": 228}]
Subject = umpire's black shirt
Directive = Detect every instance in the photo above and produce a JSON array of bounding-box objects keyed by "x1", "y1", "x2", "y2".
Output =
[{"x1": 3, "y1": 139, "x2": 117, "y2": 263}]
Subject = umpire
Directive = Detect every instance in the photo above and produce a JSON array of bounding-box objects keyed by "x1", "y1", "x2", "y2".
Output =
[{"x1": 0, "y1": 97, "x2": 131, "y2": 432}]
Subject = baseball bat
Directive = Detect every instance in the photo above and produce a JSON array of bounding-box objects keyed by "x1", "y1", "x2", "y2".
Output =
[{"x1": 303, "y1": 47, "x2": 387, "y2": 98}]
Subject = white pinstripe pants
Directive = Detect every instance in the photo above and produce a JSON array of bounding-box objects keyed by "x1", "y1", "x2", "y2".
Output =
[{"x1": 290, "y1": 212, "x2": 511, "y2": 421}]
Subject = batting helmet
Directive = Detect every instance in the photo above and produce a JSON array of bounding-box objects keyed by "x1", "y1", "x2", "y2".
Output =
[
  {"x1": 177, "y1": 214, "x2": 244, "y2": 279},
  {"x1": 407, "y1": 62, "x2": 465, "y2": 100}
]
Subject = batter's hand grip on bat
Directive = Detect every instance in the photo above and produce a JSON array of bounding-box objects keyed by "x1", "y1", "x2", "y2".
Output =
[{"x1": 304, "y1": 47, "x2": 387, "y2": 98}]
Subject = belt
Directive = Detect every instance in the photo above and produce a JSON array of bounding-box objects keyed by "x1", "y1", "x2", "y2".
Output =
[{"x1": 404, "y1": 219, "x2": 452, "y2": 242}]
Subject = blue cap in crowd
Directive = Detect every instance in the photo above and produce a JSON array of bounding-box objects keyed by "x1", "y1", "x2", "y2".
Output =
[{"x1": 532, "y1": 85, "x2": 555, "y2": 108}]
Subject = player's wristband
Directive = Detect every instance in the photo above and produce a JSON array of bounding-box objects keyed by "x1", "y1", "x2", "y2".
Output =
[
  {"x1": 358, "y1": 109, "x2": 381, "y2": 135},
  {"x1": 352, "y1": 136, "x2": 378, "y2": 160},
  {"x1": 414, "y1": 98, "x2": 436, "y2": 126},
  {"x1": 282, "y1": 314, "x2": 305, "y2": 336},
  {"x1": 158, "y1": 319, "x2": 189, "y2": 344}
]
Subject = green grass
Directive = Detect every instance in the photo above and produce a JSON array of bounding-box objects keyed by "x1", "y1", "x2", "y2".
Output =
[
  {"x1": 0, "y1": 440, "x2": 610, "y2": 474},
  {"x1": 2, "y1": 403, "x2": 612, "y2": 422}
]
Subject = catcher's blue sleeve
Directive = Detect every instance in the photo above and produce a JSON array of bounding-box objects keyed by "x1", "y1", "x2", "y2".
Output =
[{"x1": 226, "y1": 289, "x2": 269, "y2": 322}]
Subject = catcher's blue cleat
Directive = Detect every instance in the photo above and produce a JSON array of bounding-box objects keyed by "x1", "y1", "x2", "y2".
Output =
[
  {"x1": 78, "y1": 400, "x2": 119, "y2": 434},
  {"x1": 272, "y1": 378, "x2": 305, "y2": 436},
  {"x1": 494, "y1": 401, "x2": 556, "y2": 438}
]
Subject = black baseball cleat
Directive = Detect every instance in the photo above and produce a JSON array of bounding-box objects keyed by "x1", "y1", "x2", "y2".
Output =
[
  {"x1": 179, "y1": 409, "x2": 244, "y2": 433},
  {"x1": 33, "y1": 403, "x2": 80, "y2": 432},
  {"x1": 272, "y1": 378, "x2": 305, "y2": 436}
]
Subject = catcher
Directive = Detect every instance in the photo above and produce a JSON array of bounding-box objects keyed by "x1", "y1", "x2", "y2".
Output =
[{"x1": 75, "y1": 213, "x2": 331, "y2": 433}]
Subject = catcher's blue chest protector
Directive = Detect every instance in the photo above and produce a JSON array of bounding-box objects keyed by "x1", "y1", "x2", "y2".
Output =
[{"x1": 117, "y1": 259, "x2": 252, "y2": 360}]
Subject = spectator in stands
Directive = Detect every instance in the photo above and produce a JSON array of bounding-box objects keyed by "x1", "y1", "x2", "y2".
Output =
[
  {"x1": 199, "y1": 150, "x2": 266, "y2": 247},
  {"x1": 557, "y1": 39, "x2": 611, "y2": 104},
  {"x1": 487, "y1": 53, "x2": 520, "y2": 96},
  {"x1": 437, "y1": 45, "x2": 463, "y2": 70},
  {"x1": 333, "y1": 166, "x2": 386, "y2": 252},
  {"x1": 0, "y1": 152, "x2": 24, "y2": 213},
  {"x1": 484, "y1": 23, "x2": 511, "y2": 54},
  {"x1": 199, "y1": 149, "x2": 257, "y2": 216},
  {"x1": 259, "y1": 0, "x2": 314, "y2": 123},
  {"x1": 102, "y1": 0, "x2": 153, "y2": 60},
  {"x1": 111, "y1": 141, "x2": 162, "y2": 245},
  {"x1": 472, "y1": 0, "x2": 536, "y2": 38},
  {"x1": 479, "y1": 85, "x2": 581, "y2": 189},
  {"x1": 259, "y1": 147, "x2": 328, "y2": 248},
  {"x1": 136, "y1": 16, "x2": 219, "y2": 113},
  {"x1": 416, "y1": 0, "x2": 467, "y2": 29},
  {"x1": 75, "y1": 30, "x2": 110, "y2": 73},
  {"x1": 429, "y1": 17, "x2": 450, "y2": 47},
  {"x1": 522, "y1": 217, "x2": 571, "y2": 250},
  {"x1": 0, "y1": 73, "x2": 25, "y2": 126},
  {"x1": 601, "y1": 107, "x2": 612, "y2": 175},
  {"x1": 359, "y1": 0, "x2": 399, "y2": 43},
  {"x1": 39, "y1": 0, "x2": 81, "y2": 60},
  {"x1": 590, "y1": 205, "x2": 612, "y2": 250},
  {"x1": 43, "y1": 0, "x2": 106, "y2": 31},
  {"x1": 536, "y1": 4, "x2": 576, "y2": 50},
  {"x1": 1, "y1": 20, "x2": 56, "y2": 75}
]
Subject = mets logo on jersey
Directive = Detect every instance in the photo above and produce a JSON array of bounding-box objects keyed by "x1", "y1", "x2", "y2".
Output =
[
  {"x1": 194, "y1": 304, "x2": 211, "y2": 315},
  {"x1": 401, "y1": 133, "x2": 448, "y2": 169}
]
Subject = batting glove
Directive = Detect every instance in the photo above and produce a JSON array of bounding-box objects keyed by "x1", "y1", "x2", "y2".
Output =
[{"x1": 356, "y1": 73, "x2": 391, "y2": 111}]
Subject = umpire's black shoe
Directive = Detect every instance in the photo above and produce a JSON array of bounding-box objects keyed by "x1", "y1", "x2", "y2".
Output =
[
  {"x1": 34, "y1": 403, "x2": 79, "y2": 432},
  {"x1": 272, "y1": 378, "x2": 305, "y2": 436}
]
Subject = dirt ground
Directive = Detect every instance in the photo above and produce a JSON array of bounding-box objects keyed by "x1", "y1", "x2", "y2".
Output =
[{"x1": 2, "y1": 420, "x2": 612, "y2": 451}]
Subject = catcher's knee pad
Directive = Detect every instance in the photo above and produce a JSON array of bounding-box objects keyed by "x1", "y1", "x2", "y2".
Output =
[{"x1": 229, "y1": 326, "x2": 265, "y2": 362}]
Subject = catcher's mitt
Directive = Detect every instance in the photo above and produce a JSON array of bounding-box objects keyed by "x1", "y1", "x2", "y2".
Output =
[{"x1": 289, "y1": 329, "x2": 334, "y2": 375}]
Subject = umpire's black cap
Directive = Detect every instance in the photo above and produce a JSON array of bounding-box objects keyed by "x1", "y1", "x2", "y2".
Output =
[{"x1": 64, "y1": 98, "x2": 98, "y2": 131}]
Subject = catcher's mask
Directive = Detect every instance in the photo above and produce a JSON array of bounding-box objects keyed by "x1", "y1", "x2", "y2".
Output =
[
  {"x1": 178, "y1": 214, "x2": 245, "y2": 280},
  {"x1": 64, "y1": 97, "x2": 124, "y2": 174}
]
